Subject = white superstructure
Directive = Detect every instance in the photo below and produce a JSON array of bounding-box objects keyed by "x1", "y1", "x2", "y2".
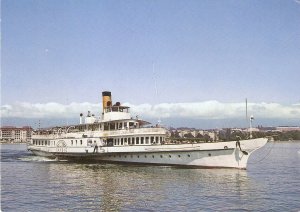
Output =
[{"x1": 28, "y1": 91, "x2": 268, "y2": 169}]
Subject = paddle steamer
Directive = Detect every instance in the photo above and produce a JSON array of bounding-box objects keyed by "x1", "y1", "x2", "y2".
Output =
[{"x1": 28, "y1": 91, "x2": 268, "y2": 169}]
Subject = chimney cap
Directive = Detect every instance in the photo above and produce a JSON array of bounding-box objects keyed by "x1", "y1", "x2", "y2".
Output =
[{"x1": 102, "y1": 91, "x2": 111, "y2": 96}]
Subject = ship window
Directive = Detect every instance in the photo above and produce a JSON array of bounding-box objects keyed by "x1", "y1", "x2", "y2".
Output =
[
  {"x1": 104, "y1": 123, "x2": 109, "y2": 130},
  {"x1": 132, "y1": 137, "x2": 135, "y2": 145},
  {"x1": 152, "y1": 155, "x2": 154, "y2": 158},
  {"x1": 156, "y1": 137, "x2": 159, "y2": 143},
  {"x1": 118, "y1": 139, "x2": 120, "y2": 145},
  {"x1": 129, "y1": 122, "x2": 134, "y2": 128},
  {"x1": 54, "y1": 141, "x2": 55, "y2": 146},
  {"x1": 71, "y1": 140, "x2": 73, "y2": 145},
  {"x1": 169, "y1": 155, "x2": 171, "y2": 158},
  {"x1": 178, "y1": 155, "x2": 181, "y2": 157},
  {"x1": 145, "y1": 137, "x2": 149, "y2": 144},
  {"x1": 109, "y1": 122, "x2": 115, "y2": 130},
  {"x1": 145, "y1": 155, "x2": 147, "y2": 158},
  {"x1": 121, "y1": 138, "x2": 123, "y2": 145},
  {"x1": 160, "y1": 155, "x2": 163, "y2": 158},
  {"x1": 80, "y1": 140, "x2": 82, "y2": 145},
  {"x1": 128, "y1": 137, "x2": 131, "y2": 145},
  {"x1": 124, "y1": 138, "x2": 127, "y2": 144},
  {"x1": 141, "y1": 137, "x2": 144, "y2": 144},
  {"x1": 188, "y1": 154, "x2": 191, "y2": 157},
  {"x1": 151, "y1": 137, "x2": 154, "y2": 144},
  {"x1": 136, "y1": 137, "x2": 139, "y2": 144},
  {"x1": 160, "y1": 137, "x2": 163, "y2": 142}
]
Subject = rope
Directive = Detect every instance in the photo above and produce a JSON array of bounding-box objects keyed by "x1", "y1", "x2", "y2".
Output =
[{"x1": 248, "y1": 140, "x2": 275, "y2": 164}]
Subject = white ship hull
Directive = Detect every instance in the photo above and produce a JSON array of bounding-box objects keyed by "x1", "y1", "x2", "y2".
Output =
[{"x1": 28, "y1": 138, "x2": 268, "y2": 169}]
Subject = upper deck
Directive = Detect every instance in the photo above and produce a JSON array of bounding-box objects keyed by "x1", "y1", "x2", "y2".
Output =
[{"x1": 32, "y1": 91, "x2": 166, "y2": 140}]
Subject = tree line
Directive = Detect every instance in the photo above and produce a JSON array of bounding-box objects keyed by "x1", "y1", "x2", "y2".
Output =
[{"x1": 169, "y1": 130, "x2": 300, "y2": 142}]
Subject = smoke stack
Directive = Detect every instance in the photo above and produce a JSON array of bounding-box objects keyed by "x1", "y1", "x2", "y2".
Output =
[{"x1": 102, "y1": 91, "x2": 112, "y2": 112}]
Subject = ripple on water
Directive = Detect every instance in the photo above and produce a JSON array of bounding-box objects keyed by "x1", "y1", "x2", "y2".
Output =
[{"x1": 1, "y1": 142, "x2": 300, "y2": 211}]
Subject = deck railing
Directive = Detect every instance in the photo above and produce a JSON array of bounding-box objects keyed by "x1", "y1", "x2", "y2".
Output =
[{"x1": 32, "y1": 127, "x2": 166, "y2": 139}]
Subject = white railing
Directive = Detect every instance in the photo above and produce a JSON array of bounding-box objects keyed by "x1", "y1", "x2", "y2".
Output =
[
  {"x1": 103, "y1": 128, "x2": 166, "y2": 137},
  {"x1": 32, "y1": 127, "x2": 166, "y2": 139}
]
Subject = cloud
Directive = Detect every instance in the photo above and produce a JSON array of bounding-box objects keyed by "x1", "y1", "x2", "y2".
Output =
[
  {"x1": 1, "y1": 102, "x2": 100, "y2": 119},
  {"x1": 1, "y1": 101, "x2": 300, "y2": 120}
]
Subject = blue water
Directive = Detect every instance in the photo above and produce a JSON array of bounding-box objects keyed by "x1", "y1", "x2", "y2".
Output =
[{"x1": 1, "y1": 142, "x2": 300, "y2": 211}]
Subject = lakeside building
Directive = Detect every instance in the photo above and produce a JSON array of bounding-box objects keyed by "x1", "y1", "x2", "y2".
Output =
[
  {"x1": 276, "y1": 126, "x2": 300, "y2": 132},
  {"x1": 0, "y1": 126, "x2": 32, "y2": 143}
]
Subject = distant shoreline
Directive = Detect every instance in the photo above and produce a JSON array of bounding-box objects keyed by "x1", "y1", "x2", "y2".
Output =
[{"x1": 0, "y1": 142, "x2": 28, "y2": 145}]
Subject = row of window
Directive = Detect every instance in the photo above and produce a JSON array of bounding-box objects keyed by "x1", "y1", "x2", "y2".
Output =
[
  {"x1": 33, "y1": 139, "x2": 85, "y2": 146},
  {"x1": 33, "y1": 136, "x2": 165, "y2": 147},
  {"x1": 71, "y1": 140, "x2": 83, "y2": 146},
  {"x1": 113, "y1": 136, "x2": 164, "y2": 146},
  {"x1": 33, "y1": 140, "x2": 52, "y2": 146},
  {"x1": 107, "y1": 154, "x2": 192, "y2": 158}
]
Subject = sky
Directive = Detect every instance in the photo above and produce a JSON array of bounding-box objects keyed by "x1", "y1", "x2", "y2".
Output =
[{"x1": 1, "y1": 0, "x2": 300, "y2": 128}]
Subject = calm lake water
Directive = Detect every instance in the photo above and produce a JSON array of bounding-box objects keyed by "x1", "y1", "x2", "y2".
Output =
[{"x1": 1, "y1": 142, "x2": 300, "y2": 211}]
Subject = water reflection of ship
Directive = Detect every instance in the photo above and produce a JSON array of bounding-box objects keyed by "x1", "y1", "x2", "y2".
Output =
[{"x1": 45, "y1": 163, "x2": 253, "y2": 210}]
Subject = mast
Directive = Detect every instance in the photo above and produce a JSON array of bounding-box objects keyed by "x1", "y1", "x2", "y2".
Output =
[
  {"x1": 153, "y1": 62, "x2": 161, "y2": 125},
  {"x1": 245, "y1": 98, "x2": 248, "y2": 125},
  {"x1": 246, "y1": 98, "x2": 254, "y2": 139}
]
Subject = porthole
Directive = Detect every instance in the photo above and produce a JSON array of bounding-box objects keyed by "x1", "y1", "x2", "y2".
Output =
[
  {"x1": 145, "y1": 155, "x2": 147, "y2": 158},
  {"x1": 137, "y1": 155, "x2": 140, "y2": 158},
  {"x1": 178, "y1": 155, "x2": 181, "y2": 158},
  {"x1": 208, "y1": 153, "x2": 211, "y2": 157},
  {"x1": 187, "y1": 154, "x2": 191, "y2": 157},
  {"x1": 152, "y1": 155, "x2": 155, "y2": 158},
  {"x1": 124, "y1": 155, "x2": 127, "y2": 158},
  {"x1": 169, "y1": 155, "x2": 171, "y2": 158},
  {"x1": 160, "y1": 155, "x2": 163, "y2": 158}
]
